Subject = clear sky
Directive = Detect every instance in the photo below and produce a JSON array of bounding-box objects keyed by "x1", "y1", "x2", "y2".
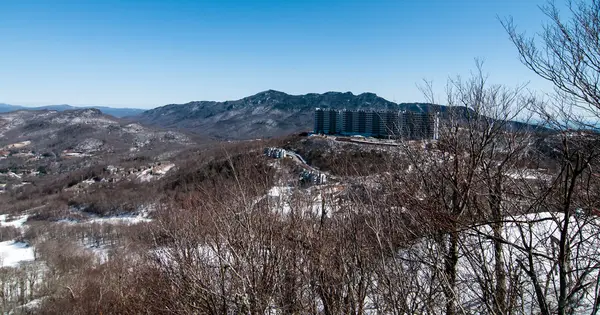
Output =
[{"x1": 0, "y1": 0, "x2": 557, "y2": 109}]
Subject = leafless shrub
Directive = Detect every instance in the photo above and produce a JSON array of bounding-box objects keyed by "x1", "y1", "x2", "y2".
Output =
[{"x1": 0, "y1": 226, "x2": 21, "y2": 242}]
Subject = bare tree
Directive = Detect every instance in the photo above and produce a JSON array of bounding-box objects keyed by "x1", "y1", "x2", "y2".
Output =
[
  {"x1": 386, "y1": 62, "x2": 539, "y2": 314},
  {"x1": 503, "y1": 0, "x2": 600, "y2": 126},
  {"x1": 503, "y1": 1, "x2": 600, "y2": 314}
]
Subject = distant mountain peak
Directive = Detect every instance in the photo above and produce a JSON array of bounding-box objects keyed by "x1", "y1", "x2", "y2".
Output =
[
  {"x1": 262, "y1": 89, "x2": 286, "y2": 95},
  {"x1": 243, "y1": 89, "x2": 286, "y2": 99},
  {"x1": 358, "y1": 92, "x2": 378, "y2": 97}
]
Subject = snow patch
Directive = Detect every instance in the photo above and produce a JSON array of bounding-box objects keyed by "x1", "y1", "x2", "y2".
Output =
[
  {"x1": 268, "y1": 186, "x2": 291, "y2": 197},
  {"x1": 88, "y1": 213, "x2": 152, "y2": 225},
  {"x1": 4, "y1": 140, "x2": 31, "y2": 149},
  {"x1": 0, "y1": 241, "x2": 35, "y2": 267},
  {"x1": 0, "y1": 214, "x2": 29, "y2": 228},
  {"x1": 136, "y1": 164, "x2": 175, "y2": 182},
  {"x1": 153, "y1": 163, "x2": 175, "y2": 175},
  {"x1": 7, "y1": 172, "x2": 21, "y2": 179},
  {"x1": 137, "y1": 168, "x2": 153, "y2": 182},
  {"x1": 266, "y1": 186, "x2": 332, "y2": 217},
  {"x1": 505, "y1": 169, "x2": 550, "y2": 181}
]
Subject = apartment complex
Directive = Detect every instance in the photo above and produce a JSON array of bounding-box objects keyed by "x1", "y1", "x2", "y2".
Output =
[{"x1": 314, "y1": 108, "x2": 439, "y2": 139}]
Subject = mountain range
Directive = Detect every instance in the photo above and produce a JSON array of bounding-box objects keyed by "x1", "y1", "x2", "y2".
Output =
[
  {"x1": 136, "y1": 90, "x2": 446, "y2": 139},
  {"x1": 0, "y1": 103, "x2": 144, "y2": 118},
  {"x1": 3, "y1": 90, "x2": 538, "y2": 140}
]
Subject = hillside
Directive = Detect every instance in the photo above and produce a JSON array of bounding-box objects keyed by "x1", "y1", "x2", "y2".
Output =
[
  {"x1": 0, "y1": 109, "x2": 193, "y2": 168},
  {"x1": 135, "y1": 90, "x2": 445, "y2": 139}
]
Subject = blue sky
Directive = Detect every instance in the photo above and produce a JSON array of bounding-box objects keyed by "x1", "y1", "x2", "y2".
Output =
[{"x1": 1, "y1": 0, "x2": 556, "y2": 108}]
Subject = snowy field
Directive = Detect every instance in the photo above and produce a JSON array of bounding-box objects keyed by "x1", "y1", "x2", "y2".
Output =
[
  {"x1": 0, "y1": 214, "x2": 29, "y2": 228},
  {"x1": 0, "y1": 241, "x2": 34, "y2": 267},
  {"x1": 0, "y1": 214, "x2": 34, "y2": 267},
  {"x1": 267, "y1": 185, "x2": 334, "y2": 217},
  {"x1": 383, "y1": 211, "x2": 600, "y2": 313}
]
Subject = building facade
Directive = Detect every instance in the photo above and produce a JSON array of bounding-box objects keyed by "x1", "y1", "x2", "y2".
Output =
[{"x1": 314, "y1": 108, "x2": 439, "y2": 140}]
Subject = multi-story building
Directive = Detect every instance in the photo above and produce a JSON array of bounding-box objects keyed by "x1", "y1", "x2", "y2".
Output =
[
  {"x1": 300, "y1": 170, "x2": 327, "y2": 185},
  {"x1": 264, "y1": 147, "x2": 288, "y2": 159},
  {"x1": 314, "y1": 108, "x2": 439, "y2": 140},
  {"x1": 314, "y1": 108, "x2": 340, "y2": 135}
]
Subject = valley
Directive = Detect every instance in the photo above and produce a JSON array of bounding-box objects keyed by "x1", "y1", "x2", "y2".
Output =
[
  {"x1": 0, "y1": 100, "x2": 595, "y2": 313},
  {"x1": 1, "y1": 0, "x2": 599, "y2": 312}
]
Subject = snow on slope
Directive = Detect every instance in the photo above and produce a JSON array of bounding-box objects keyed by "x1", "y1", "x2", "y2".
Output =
[
  {"x1": 0, "y1": 214, "x2": 34, "y2": 267},
  {"x1": 0, "y1": 241, "x2": 34, "y2": 267},
  {"x1": 0, "y1": 214, "x2": 29, "y2": 228},
  {"x1": 385, "y1": 211, "x2": 600, "y2": 314},
  {"x1": 505, "y1": 169, "x2": 551, "y2": 181},
  {"x1": 59, "y1": 204, "x2": 155, "y2": 225},
  {"x1": 137, "y1": 163, "x2": 175, "y2": 182},
  {"x1": 88, "y1": 212, "x2": 152, "y2": 225},
  {"x1": 266, "y1": 185, "x2": 333, "y2": 217}
]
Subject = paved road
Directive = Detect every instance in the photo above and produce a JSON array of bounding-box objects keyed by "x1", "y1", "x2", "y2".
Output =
[{"x1": 285, "y1": 150, "x2": 316, "y2": 172}]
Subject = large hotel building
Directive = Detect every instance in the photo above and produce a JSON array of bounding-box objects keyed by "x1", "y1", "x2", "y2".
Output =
[{"x1": 314, "y1": 108, "x2": 439, "y2": 140}]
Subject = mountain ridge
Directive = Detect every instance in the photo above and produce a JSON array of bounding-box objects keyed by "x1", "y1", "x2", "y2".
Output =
[
  {"x1": 135, "y1": 90, "x2": 448, "y2": 139},
  {"x1": 0, "y1": 103, "x2": 145, "y2": 118}
]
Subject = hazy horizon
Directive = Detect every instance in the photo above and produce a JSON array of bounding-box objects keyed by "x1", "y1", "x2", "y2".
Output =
[
  {"x1": 0, "y1": 89, "x2": 465, "y2": 109},
  {"x1": 1, "y1": 0, "x2": 560, "y2": 108}
]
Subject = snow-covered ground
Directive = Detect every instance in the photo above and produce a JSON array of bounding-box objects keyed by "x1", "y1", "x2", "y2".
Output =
[
  {"x1": 137, "y1": 163, "x2": 175, "y2": 182},
  {"x1": 153, "y1": 164, "x2": 175, "y2": 175},
  {"x1": 62, "y1": 152, "x2": 91, "y2": 157},
  {"x1": 0, "y1": 241, "x2": 34, "y2": 267},
  {"x1": 7, "y1": 172, "x2": 21, "y2": 179},
  {"x1": 379, "y1": 211, "x2": 600, "y2": 314},
  {"x1": 267, "y1": 186, "x2": 292, "y2": 198},
  {"x1": 0, "y1": 214, "x2": 29, "y2": 228},
  {"x1": 267, "y1": 185, "x2": 333, "y2": 217},
  {"x1": 0, "y1": 214, "x2": 35, "y2": 267},
  {"x1": 60, "y1": 206, "x2": 154, "y2": 225},
  {"x1": 60, "y1": 215, "x2": 151, "y2": 225},
  {"x1": 88, "y1": 212, "x2": 152, "y2": 225},
  {"x1": 4, "y1": 140, "x2": 31, "y2": 149},
  {"x1": 505, "y1": 169, "x2": 551, "y2": 181}
]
